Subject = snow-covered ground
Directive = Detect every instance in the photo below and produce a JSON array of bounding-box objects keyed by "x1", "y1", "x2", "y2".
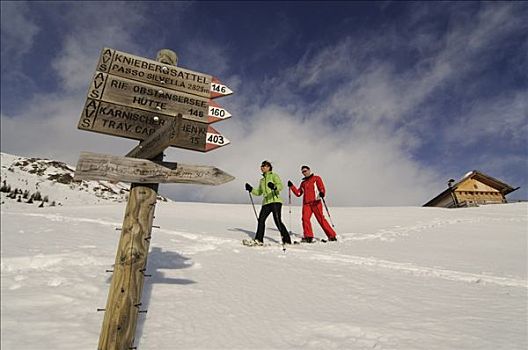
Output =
[{"x1": 1, "y1": 195, "x2": 526, "y2": 349}]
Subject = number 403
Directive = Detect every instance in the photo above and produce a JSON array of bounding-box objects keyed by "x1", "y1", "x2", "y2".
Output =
[{"x1": 207, "y1": 134, "x2": 225, "y2": 145}]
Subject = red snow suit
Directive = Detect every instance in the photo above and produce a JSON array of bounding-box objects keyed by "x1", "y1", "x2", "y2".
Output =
[{"x1": 290, "y1": 174, "x2": 336, "y2": 239}]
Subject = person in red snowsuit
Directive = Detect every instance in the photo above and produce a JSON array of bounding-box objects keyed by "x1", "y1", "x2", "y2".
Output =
[{"x1": 288, "y1": 165, "x2": 337, "y2": 242}]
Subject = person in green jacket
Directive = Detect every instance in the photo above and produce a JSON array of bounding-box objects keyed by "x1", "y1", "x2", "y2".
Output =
[{"x1": 245, "y1": 160, "x2": 292, "y2": 245}]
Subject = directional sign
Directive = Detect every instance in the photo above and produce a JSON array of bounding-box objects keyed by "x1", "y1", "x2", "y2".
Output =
[
  {"x1": 126, "y1": 116, "x2": 178, "y2": 159},
  {"x1": 74, "y1": 152, "x2": 235, "y2": 185},
  {"x1": 87, "y1": 71, "x2": 231, "y2": 124},
  {"x1": 96, "y1": 47, "x2": 233, "y2": 99},
  {"x1": 78, "y1": 99, "x2": 230, "y2": 152}
]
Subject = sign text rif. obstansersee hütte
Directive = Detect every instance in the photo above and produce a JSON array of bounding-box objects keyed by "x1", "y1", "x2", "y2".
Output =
[
  {"x1": 88, "y1": 71, "x2": 230, "y2": 124},
  {"x1": 97, "y1": 48, "x2": 233, "y2": 99}
]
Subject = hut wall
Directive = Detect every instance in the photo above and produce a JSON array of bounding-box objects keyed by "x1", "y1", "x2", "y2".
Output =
[{"x1": 454, "y1": 178, "x2": 506, "y2": 205}]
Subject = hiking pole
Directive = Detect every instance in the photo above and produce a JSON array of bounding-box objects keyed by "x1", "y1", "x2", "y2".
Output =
[
  {"x1": 248, "y1": 192, "x2": 258, "y2": 220},
  {"x1": 321, "y1": 197, "x2": 335, "y2": 228},
  {"x1": 288, "y1": 188, "x2": 292, "y2": 236}
]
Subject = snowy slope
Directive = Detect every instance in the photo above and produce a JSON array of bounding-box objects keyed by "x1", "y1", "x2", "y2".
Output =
[{"x1": 1, "y1": 155, "x2": 527, "y2": 349}]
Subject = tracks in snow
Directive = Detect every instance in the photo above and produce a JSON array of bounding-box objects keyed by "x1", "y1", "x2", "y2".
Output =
[{"x1": 6, "y1": 211, "x2": 527, "y2": 290}]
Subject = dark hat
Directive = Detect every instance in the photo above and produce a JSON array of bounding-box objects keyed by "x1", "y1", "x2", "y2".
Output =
[
  {"x1": 301, "y1": 165, "x2": 310, "y2": 170},
  {"x1": 261, "y1": 160, "x2": 272, "y2": 170}
]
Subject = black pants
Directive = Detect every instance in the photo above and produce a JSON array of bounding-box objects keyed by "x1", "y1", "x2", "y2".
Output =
[{"x1": 255, "y1": 202, "x2": 291, "y2": 244}]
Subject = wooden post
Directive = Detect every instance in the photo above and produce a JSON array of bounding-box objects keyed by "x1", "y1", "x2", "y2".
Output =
[{"x1": 98, "y1": 50, "x2": 178, "y2": 350}]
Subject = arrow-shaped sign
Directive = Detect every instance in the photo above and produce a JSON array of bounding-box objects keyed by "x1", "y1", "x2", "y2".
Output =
[
  {"x1": 74, "y1": 152, "x2": 235, "y2": 185},
  {"x1": 78, "y1": 99, "x2": 230, "y2": 152},
  {"x1": 96, "y1": 47, "x2": 233, "y2": 99},
  {"x1": 125, "y1": 115, "x2": 178, "y2": 159},
  {"x1": 86, "y1": 72, "x2": 231, "y2": 124}
]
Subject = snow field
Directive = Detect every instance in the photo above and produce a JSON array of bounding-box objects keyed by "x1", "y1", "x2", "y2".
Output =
[{"x1": 1, "y1": 201, "x2": 527, "y2": 349}]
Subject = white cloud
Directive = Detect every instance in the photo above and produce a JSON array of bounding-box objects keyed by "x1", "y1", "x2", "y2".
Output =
[
  {"x1": 50, "y1": 2, "x2": 149, "y2": 92},
  {"x1": 0, "y1": 92, "x2": 138, "y2": 162},
  {"x1": 159, "y1": 103, "x2": 441, "y2": 206}
]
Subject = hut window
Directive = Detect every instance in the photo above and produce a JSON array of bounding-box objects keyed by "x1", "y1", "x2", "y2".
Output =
[{"x1": 474, "y1": 184, "x2": 478, "y2": 189}]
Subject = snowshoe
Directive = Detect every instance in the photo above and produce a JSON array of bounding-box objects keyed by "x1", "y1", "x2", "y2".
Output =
[
  {"x1": 294, "y1": 237, "x2": 314, "y2": 244},
  {"x1": 242, "y1": 239, "x2": 264, "y2": 247}
]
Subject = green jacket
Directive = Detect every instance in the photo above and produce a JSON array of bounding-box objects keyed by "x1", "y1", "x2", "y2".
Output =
[{"x1": 251, "y1": 171, "x2": 284, "y2": 205}]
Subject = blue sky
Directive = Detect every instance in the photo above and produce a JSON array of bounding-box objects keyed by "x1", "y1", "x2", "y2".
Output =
[{"x1": 1, "y1": 1, "x2": 527, "y2": 206}]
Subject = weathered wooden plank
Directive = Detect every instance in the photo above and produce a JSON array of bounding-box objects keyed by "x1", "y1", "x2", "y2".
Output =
[
  {"x1": 86, "y1": 71, "x2": 231, "y2": 124},
  {"x1": 77, "y1": 99, "x2": 230, "y2": 152},
  {"x1": 125, "y1": 116, "x2": 178, "y2": 159},
  {"x1": 96, "y1": 47, "x2": 233, "y2": 99},
  {"x1": 74, "y1": 152, "x2": 235, "y2": 185}
]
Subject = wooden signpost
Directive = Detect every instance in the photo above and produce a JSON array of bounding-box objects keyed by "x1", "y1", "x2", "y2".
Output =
[{"x1": 75, "y1": 48, "x2": 234, "y2": 350}]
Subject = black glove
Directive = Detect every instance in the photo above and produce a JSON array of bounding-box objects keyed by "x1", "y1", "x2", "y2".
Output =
[
  {"x1": 267, "y1": 182, "x2": 277, "y2": 190},
  {"x1": 287, "y1": 180, "x2": 293, "y2": 188},
  {"x1": 245, "y1": 183, "x2": 253, "y2": 192},
  {"x1": 319, "y1": 192, "x2": 325, "y2": 198}
]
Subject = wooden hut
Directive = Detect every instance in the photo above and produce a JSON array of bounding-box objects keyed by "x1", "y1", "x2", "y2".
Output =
[{"x1": 423, "y1": 170, "x2": 518, "y2": 208}]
